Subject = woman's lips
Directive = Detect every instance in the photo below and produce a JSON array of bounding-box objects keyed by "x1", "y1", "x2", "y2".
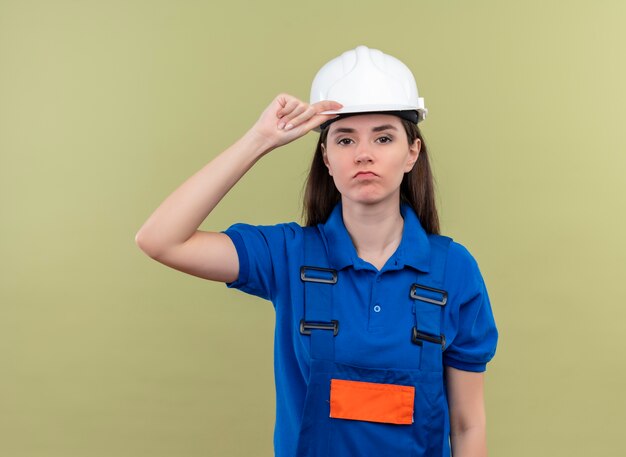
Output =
[{"x1": 354, "y1": 171, "x2": 378, "y2": 179}]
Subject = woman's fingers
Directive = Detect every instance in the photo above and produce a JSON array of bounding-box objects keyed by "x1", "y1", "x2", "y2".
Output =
[
  {"x1": 250, "y1": 94, "x2": 342, "y2": 150},
  {"x1": 276, "y1": 96, "x2": 300, "y2": 119},
  {"x1": 275, "y1": 95, "x2": 309, "y2": 128},
  {"x1": 287, "y1": 100, "x2": 343, "y2": 131},
  {"x1": 279, "y1": 104, "x2": 308, "y2": 129},
  {"x1": 301, "y1": 112, "x2": 341, "y2": 132},
  {"x1": 313, "y1": 100, "x2": 344, "y2": 113},
  {"x1": 277, "y1": 98, "x2": 343, "y2": 131},
  {"x1": 280, "y1": 105, "x2": 315, "y2": 130}
]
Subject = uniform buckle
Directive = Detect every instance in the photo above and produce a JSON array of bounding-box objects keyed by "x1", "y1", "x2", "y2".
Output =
[
  {"x1": 410, "y1": 284, "x2": 447, "y2": 306},
  {"x1": 412, "y1": 327, "x2": 446, "y2": 350},
  {"x1": 300, "y1": 319, "x2": 339, "y2": 336},
  {"x1": 300, "y1": 266, "x2": 338, "y2": 284}
]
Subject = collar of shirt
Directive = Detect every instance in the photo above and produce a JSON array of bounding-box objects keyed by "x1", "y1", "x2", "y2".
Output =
[{"x1": 319, "y1": 201, "x2": 431, "y2": 273}]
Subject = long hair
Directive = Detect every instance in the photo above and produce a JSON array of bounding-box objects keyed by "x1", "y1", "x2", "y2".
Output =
[{"x1": 302, "y1": 118, "x2": 440, "y2": 234}]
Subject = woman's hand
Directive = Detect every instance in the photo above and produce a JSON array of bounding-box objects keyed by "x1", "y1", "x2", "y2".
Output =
[{"x1": 250, "y1": 93, "x2": 342, "y2": 151}]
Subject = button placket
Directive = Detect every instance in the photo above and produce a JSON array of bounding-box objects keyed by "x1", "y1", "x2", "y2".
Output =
[{"x1": 369, "y1": 273, "x2": 384, "y2": 329}]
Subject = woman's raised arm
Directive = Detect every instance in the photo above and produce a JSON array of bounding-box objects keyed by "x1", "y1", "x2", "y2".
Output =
[{"x1": 134, "y1": 94, "x2": 341, "y2": 283}]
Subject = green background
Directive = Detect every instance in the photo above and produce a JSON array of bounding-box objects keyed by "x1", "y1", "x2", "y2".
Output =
[{"x1": 2, "y1": 0, "x2": 625, "y2": 455}]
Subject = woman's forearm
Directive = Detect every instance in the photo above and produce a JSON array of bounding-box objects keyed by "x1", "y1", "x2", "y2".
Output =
[
  {"x1": 135, "y1": 94, "x2": 341, "y2": 258},
  {"x1": 135, "y1": 129, "x2": 273, "y2": 256},
  {"x1": 450, "y1": 424, "x2": 487, "y2": 456}
]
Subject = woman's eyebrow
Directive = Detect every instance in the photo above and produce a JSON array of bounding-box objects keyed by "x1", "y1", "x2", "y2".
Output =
[
  {"x1": 330, "y1": 127, "x2": 355, "y2": 136},
  {"x1": 330, "y1": 124, "x2": 398, "y2": 137},
  {"x1": 371, "y1": 124, "x2": 397, "y2": 133}
]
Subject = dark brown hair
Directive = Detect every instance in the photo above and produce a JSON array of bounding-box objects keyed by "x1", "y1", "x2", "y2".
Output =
[{"x1": 302, "y1": 117, "x2": 440, "y2": 234}]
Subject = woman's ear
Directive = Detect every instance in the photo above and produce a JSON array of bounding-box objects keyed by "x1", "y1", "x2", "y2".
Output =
[
  {"x1": 405, "y1": 138, "x2": 421, "y2": 172},
  {"x1": 321, "y1": 144, "x2": 333, "y2": 176}
]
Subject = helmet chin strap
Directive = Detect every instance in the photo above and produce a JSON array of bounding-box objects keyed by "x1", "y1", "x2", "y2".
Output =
[{"x1": 319, "y1": 110, "x2": 419, "y2": 131}]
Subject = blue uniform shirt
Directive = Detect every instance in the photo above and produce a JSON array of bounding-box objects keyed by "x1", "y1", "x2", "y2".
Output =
[{"x1": 224, "y1": 202, "x2": 498, "y2": 457}]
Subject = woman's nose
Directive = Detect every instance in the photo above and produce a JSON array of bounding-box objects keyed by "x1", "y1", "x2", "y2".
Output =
[{"x1": 354, "y1": 143, "x2": 374, "y2": 163}]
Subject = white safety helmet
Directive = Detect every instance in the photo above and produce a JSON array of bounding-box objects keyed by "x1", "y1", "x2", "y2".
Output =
[{"x1": 310, "y1": 45, "x2": 427, "y2": 132}]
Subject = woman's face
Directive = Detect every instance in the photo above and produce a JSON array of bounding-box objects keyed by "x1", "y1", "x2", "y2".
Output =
[{"x1": 322, "y1": 114, "x2": 420, "y2": 207}]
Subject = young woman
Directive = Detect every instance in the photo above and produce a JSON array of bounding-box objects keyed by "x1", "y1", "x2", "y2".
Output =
[{"x1": 136, "y1": 46, "x2": 498, "y2": 457}]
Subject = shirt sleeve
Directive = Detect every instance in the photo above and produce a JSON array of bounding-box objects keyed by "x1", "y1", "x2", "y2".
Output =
[
  {"x1": 221, "y1": 222, "x2": 298, "y2": 302},
  {"x1": 443, "y1": 242, "x2": 499, "y2": 372}
]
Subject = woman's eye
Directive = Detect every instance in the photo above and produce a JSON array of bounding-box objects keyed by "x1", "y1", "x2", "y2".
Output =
[
  {"x1": 376, "y1": 136, "x2": 392, "y2": 144},
  {"x1": 337, "y1": 138, "x2": 354, "y2": 145}
]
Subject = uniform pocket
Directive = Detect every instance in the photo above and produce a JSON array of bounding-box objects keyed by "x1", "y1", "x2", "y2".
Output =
[
  {"x1": 295, "y1": 361, "x2": 444, "y2": 457},
  {"x1": 330, "y1": 379, "x2": 415, "y2": 425}
]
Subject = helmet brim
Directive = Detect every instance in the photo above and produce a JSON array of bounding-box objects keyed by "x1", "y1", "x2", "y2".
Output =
[
  {"x1": 314, "y1": 108, "x2": 426, "y2": 133},
  {"x1": 313, "y1": 109, "x2": 425, "y2": 132}
]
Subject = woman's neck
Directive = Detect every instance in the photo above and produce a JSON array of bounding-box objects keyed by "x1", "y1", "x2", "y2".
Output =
[{"x1": 341, "y1": 198, "x2": 404, "y2": 270}]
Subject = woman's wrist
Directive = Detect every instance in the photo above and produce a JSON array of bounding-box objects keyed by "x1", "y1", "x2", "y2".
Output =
[{"x1": 240, "y1": 127, "x2": 278, "y2": 159}]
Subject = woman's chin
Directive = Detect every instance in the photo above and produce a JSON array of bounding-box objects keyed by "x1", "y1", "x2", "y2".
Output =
[{"x1": 341, "y1": 192, "x2": 399, "y2": 207}]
